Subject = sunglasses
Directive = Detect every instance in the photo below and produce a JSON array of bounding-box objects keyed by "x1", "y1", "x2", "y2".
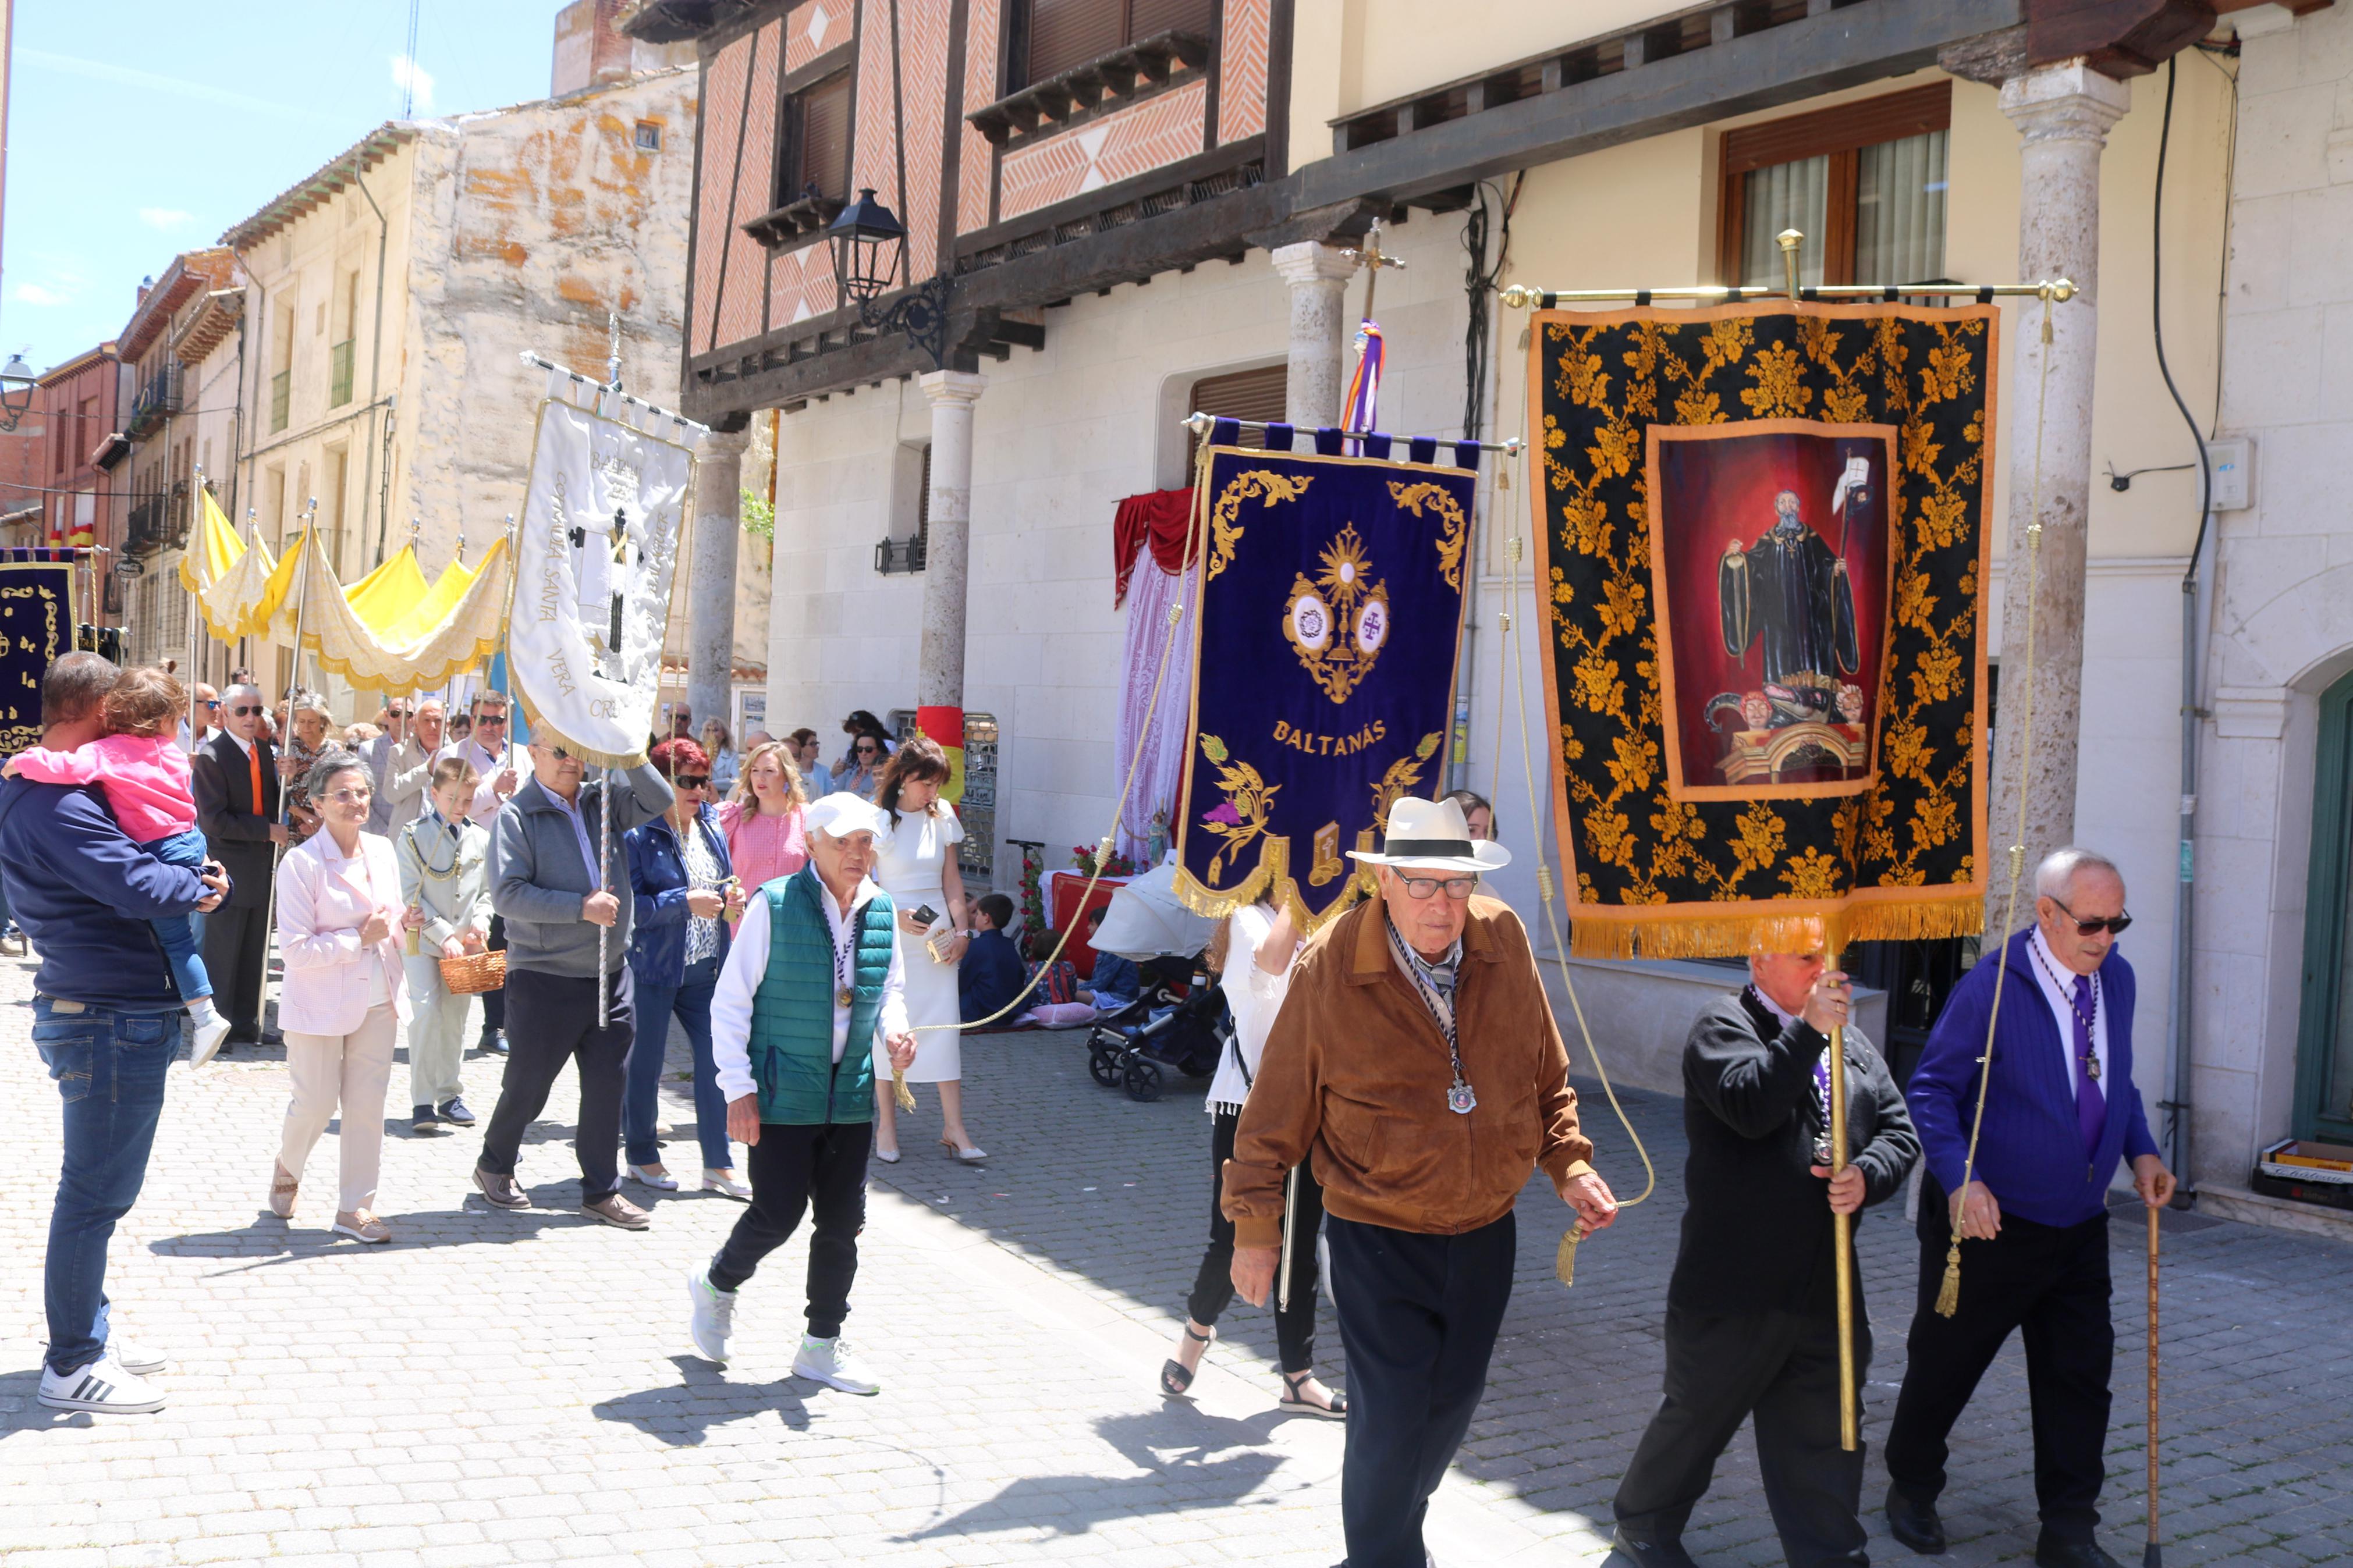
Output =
[
  {"x1": 673, "y1": 775, "x2": 709, "y2": 790},
  {"x1": 2049, "y1": 897, "x2": 2132, "y2": 937},
  {"x1": 855, "y1": 744, "x2": 879, "y2": 755},
  {"x1": 228, "y1": 704, "x2": 263, "y2": 717},
  {"x1": 204, "y1": 699, "x2": 221, "y2": 709},
  {"x1": 476, "y1": 714, "x2": 507, "y2": 726}
]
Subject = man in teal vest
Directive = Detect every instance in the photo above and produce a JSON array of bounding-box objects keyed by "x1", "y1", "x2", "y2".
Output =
[{"x1": 691, "y1": 792, "x2": 916, "y2": 1393}]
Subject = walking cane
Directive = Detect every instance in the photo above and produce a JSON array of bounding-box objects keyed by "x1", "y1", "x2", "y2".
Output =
[
  {"x1": 2145, "y1": 1204, "x2": 2163, "y2": 1567},
  {"x1": 1277, "y1": 1166, "x2": 1301, "y2": 1313}
]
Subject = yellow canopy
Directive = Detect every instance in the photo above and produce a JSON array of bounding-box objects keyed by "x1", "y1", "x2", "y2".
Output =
[
  {"x1": 259, "y1": 529, "x2": 512, "y2": 697},
  {"x1": 178, "y1": 491, "x2": 278, "y2": 641}
]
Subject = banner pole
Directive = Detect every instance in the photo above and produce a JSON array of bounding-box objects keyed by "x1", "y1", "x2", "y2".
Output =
[
  {"x1": 186, "y1": 469, "x2": 204, "y2": 753},
  {"x1": 1827, "y1": 912, "x2": 1858, "y2": 1453}
]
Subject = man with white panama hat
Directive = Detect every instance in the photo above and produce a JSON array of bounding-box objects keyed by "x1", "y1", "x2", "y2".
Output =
[
  {"x1": 687, "y1": 792, "x2": 918, "y2": 1395},
  {"x1": 1224, "y1": 795, "x2": 1620, "y2": 1567}
]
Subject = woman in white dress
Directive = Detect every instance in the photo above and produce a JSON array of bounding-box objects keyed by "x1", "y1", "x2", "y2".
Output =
[{"x1": 869, "y1": 735, "x2": 984, "y2": 1162}]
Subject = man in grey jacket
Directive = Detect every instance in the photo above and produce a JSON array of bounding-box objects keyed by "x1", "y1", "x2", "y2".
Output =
[{"x1": 471, "y1": 738, "x2": 673, "y2": 1227}]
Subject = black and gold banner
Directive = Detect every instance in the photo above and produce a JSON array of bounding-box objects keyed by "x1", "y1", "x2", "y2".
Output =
[
  {"x1": 1531, "y1": 303, "x2": 1996, "y2": 956},
  {"x1": 0, "y1": 556, "x2": 76, "y2": 755}
]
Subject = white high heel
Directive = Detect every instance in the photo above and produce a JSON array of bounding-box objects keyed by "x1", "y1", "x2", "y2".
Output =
[{"x1": 626, "y1": 1163, "x2": 679, "y2": 1191}]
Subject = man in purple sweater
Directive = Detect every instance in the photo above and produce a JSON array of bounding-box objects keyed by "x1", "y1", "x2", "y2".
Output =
[{"x1": 1885, "y1": 847, "x2": 2177, "y2": 1568}]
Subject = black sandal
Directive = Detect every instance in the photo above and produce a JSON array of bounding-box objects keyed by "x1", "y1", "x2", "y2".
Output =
[
  {"x1": 1280, "y1": 1370, "x2": 1347, "y2": 1418},
  {"x1": 1159, "y1": 1324, "x2": 1213, "y2": 1397}
]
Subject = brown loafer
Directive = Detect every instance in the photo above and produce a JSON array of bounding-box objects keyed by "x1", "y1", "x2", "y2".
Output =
[
  {"x1": 269, "y1": 1161, "x2": 299, "y2": 1220},
  {"x1": 471, "y1": 1167, "x2": 530, "y2": 1210},
  {"x1": 332, "y1": 1210, "x2": 391, "y2": 1244},
  {"x1": 582, "y1": 1193, "x2": 650, "y2": 1230}
]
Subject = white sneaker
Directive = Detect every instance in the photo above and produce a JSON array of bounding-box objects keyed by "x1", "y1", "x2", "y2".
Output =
[
  {"x1": 687, "y1": 1267, "x2": 736, "y2": 1364},
  {"x1": 189, "y1": 1007, "x2": 231, "y2": 1068},
  {"x1": 109, "y1": 1336, "x2": 167, "y2": 1376},
  {"x1": 38, "y1": 1351, "x2": 165, "y2": 1414},
  {"x1": 792, "y1": 1334, "x2": 880, "y2": 1395}
]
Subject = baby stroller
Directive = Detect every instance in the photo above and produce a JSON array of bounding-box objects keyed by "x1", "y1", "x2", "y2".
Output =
[{"x1": 1077, "y1": 863, "x2": 1226, "y2": 1102}]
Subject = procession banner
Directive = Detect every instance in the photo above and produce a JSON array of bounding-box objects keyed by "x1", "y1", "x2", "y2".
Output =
[
  {"x1": 509, "y1": 389, "x2": 695, "y2": 767},
  {"x1": 0, "y1": 554, "x2": 77, "y2": 753},
  {"x1": 1172, "y1": 445, "x2": 1471, "y2": 932},
  {"x1": 1531, "y1": 301, "x2": 1997, "y2": 955}
]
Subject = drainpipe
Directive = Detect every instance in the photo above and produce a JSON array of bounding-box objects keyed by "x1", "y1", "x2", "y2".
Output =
[
  {"x1": 2167, "y1": 520, "x2": 2210, "y2": 1193},
  {"x1": 348, "y1": 145, "x2": 393, "y2": 570}
]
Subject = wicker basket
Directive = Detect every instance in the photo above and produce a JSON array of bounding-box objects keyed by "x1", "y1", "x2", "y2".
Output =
[{"x1": 439, "y1": 948, "x2": 507, "y2": 995}]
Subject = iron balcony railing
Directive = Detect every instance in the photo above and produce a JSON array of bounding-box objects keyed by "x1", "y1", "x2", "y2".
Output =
[{"x1": 875, "y1": 534, "x2": 927, "y2": 575}]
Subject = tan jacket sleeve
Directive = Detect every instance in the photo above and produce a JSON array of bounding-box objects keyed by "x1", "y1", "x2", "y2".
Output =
[
  {"x1": 1522, "y1": 924, "x2": 1596, "y2": 1190},
  {"x1": 1220, "y1": 941, "x2": 1329, "y2": 1250}
]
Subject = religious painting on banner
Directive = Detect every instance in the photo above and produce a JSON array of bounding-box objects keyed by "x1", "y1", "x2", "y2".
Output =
[
  {"x1": 508, "y1": 387, "x2": 697, "y2": 769},
  {"x1": 1172, "y1": 443, "x2": 1471, "y2": 931},
  {"x1": 0, "y1": 553, "x2": 76, "y2": 753},
  {"x1": 1531, "y1": 302, "x2": 1996, "y2": 956}
]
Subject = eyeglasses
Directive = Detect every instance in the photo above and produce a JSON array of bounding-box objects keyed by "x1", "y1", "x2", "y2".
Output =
[
  {"x1": 854, "y1": 744, "x2": 879, "y2": 756},
  {"x1": 673, "y1": 776, "x2": 709, "y2": 790},
  {"x1": 1399, "y1": 875, "x2": 1479, "y2": 901},
  {"x1": 228, "y1": 704, "x2": 263, "y2": 717},
  {"x1": 476, "y1": 714, "x2": 507, "y2": 727},
  {"x1": 203, "y1": 699, "x2": 220, "y2": 709},
  {"x1": 2049, "y1": 897, "x2": 2132, "y2": 937},
  {"x1": 325, "y1": 786, "x2": 373, "y2": 804}
]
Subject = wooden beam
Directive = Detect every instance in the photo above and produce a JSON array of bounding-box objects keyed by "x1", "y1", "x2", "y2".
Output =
[
  {"x1": 2027, "y1": 0, "x2": 2219, "y2": 76},
  {"x1": 1292, "y1": 0, "x2": 2022, "y2": 211}
]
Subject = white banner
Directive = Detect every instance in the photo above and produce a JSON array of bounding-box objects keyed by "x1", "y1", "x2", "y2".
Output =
[{"x1": 510, "y1": 391, "x2": 697, "y2": 767}]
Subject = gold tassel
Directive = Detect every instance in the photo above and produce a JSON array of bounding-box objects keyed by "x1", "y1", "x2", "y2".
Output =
[
  {"x1": 1555, "y1": 1222, "x2": 1585, "y2": 1288},
  {"x1": 892, "y1": 1067, "x2": 916, "y2": 1113},
  {"x1": 1935, "y1": 1238, "x2": 1962, "y2": 1317}
]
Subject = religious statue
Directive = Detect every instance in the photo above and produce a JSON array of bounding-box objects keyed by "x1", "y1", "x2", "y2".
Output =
[{"x1": 1717, "y1": 470, "x2": 1864, "y2": 726}]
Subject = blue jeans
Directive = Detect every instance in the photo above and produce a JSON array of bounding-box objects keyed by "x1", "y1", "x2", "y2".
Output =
[
  {"x1": 623, "y1": 955, "x2": 727, "y2": 1169},
  {"x1": 35, "y1": 997, "x2": 176, "y2": 1376},
  {"x1": 147, "y1": 829, "x2": 214, "y2": 1003}
]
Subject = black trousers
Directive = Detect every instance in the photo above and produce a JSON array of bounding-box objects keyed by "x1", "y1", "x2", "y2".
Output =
[
  {"x1": 1326, "y1": 1211, "x2": 1515, "y2": 1568},
  {"x1": 478, "y1": 914, "x2": 507, "y2": 1037},
  {"x1": 1186, "y1": 1107, "x2": 1324, "y2": 1373},
  {"x1": 708, "y1": 1119, "x2": 872, "y2": 1339},
  {"x1": 1885, "y1": 1205, "x2": 2114, "y2": 1541},
  {"x1": 202, "y1": 902, "x2": 269, "y2": 1037},
  {"x1": 1615, "y1": 1306, "x2": 1872, "y2": 1567},
  {"x1": 476, "y1": 966, "x2": 632, "y2": 1203}
]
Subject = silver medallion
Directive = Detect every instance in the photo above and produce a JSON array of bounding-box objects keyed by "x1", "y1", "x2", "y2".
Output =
[{"x1": 1448, "y1": 1080, "x2": 1477, "y2": 1115}]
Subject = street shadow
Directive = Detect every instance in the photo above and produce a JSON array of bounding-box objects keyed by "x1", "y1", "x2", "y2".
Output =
[
  {"x1": 147, "y1": 1178, "x2": 648, "y2": 1267},
  {"x1": 0, "y1": 1367, "x2": 95, "y2": 1438},
  {"x1": 592, "y1": 1354, "x2": 813, "y2": 1446},
  {"x1": 902, "y1": 1405, "x2": 1286, "y2": 1539}
]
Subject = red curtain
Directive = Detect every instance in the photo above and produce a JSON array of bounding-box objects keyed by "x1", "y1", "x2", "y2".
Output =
[{"x1": 1112, "y1": 487, "x2": 1195, "y2": 607}]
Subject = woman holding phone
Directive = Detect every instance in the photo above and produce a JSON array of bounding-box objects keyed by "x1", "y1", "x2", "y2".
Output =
[{"x1": 868, "y1": 736, "x2": 981, "y2": 1164}]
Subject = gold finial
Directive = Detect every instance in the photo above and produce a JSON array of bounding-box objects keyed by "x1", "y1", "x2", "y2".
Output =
[
  {"x1": 1777, "y1": 229, "x2": 1804, "y2": 303},
  {"x1": 1502, "y1": 283, "x2": 1541, "y2": 311}
]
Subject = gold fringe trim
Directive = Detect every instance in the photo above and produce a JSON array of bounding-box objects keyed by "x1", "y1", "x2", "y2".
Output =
[
  {"x1": 1168, "y1": 838, "x2": 1374, "y2": 936},
  {"x1": 510, "y1": 685, "x2": 649, "y2": 771},
  {"x1": 1566, "y1": 893, "x2": 1985, "y2": 960}
]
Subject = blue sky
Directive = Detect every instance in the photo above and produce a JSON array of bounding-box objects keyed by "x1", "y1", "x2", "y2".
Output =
[{"x1": 3, "y1": 1, "x2": 567, "y2": 374}]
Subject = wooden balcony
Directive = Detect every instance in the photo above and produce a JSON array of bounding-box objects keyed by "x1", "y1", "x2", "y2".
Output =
[
  {"x1": 741, "y1": 191, "x2": 847, "y2": 251},
  {"x1": 964, "y1": 29, "x2": 1209, "y2": 145}
]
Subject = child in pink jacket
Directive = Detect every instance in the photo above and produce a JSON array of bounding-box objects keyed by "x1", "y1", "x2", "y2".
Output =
[{"x1": 5, "y1": 666, "x2": 229, "y2": 1059}]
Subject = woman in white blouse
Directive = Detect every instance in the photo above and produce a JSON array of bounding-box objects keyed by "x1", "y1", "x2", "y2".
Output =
[
  {"x1": 1157, "y1": 896, "x2": 1344, "y2": 1417},
  {"x1": 271, "y1": 748, "x2": 410, "y2": 1243}
]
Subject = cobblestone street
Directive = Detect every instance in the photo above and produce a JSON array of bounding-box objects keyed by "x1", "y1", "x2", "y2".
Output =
[{"x1": 4, "y1": 945, "x2": 2352, "y2": 1567}]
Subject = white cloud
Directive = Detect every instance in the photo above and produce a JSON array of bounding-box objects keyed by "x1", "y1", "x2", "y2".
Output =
[
  {"x1": 390, "y1": 54, "x2": 435, "y2": 113},
  {"x1": 11, "y1": 283, "x2": 70, "y2": 308},
  {"x1": 139, "y1": 208, "x2": 194, "y2": 230}
]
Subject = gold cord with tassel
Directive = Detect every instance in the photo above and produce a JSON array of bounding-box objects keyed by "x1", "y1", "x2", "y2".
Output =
[{"x1": 1939, "y1": 289, "x2": 2060, "y2": 1318}]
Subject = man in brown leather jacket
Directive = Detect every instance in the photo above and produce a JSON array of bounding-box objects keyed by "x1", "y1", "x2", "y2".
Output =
[{"x1": 1225, "y1": 797, "x2": 1619, "y2": 1568}]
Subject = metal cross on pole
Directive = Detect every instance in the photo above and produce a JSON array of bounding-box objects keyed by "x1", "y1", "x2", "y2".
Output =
[{"x1": 1342, "y1": 218, "x2": 1407, "y2": 323}]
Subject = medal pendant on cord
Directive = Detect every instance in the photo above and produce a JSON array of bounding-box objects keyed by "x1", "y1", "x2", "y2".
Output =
[
  {"x1": 836, "y1": 986, "x2": 854, "y2": 1009},
  {"x1": 1449, "y1": 1079, "x2": 1477, "y2": 1115}
]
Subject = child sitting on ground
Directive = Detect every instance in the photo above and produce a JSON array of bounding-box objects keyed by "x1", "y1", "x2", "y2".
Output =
[{"x1": 5, "y1": 664, "x2": 231, "y2": 1061}]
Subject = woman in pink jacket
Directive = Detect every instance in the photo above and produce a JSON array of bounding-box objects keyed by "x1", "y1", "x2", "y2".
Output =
[{"x1": 272, "y1": 746, "x2": 410, "y2": 1243}]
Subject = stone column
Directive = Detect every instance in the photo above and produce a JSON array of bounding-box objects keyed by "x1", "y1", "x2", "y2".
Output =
[
  {"x1": 686, "y1": 425, "x2": 750, "y2": 739},
  {"x1": 1270, "y1": 241, "x2": 1356, "y2": 428},
  {"x1": 1985, "y1": 60, "x2": 2130, "y2": 933},
  {"x1": 917, "y1": 369, "x2": 987, "y2": 712}
]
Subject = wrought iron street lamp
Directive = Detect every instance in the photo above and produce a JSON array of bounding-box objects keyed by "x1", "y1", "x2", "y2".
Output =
[
  {"x1": 0, "y1": 353, "x2": 37, "y2": 435},
  {"x1": 826, "y1": 187, "x2": 952, "y2": 371}
]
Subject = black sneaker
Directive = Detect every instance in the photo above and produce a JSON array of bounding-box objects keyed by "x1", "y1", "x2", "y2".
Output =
[
  {"x1": 437, "y1": 1096, "x2": 477, "y2": 1126},
  {"x1": 412, "y1": 1104, "x2": 441, "y2": 1133}
]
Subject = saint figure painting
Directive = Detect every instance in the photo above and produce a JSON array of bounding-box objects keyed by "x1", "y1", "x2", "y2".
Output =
[{"x1": 1647, "y1": 421, "x2": 1895, "y2": 800}]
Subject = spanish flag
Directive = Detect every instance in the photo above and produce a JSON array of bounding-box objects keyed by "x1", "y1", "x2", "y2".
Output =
[{"x1": 917, "y1": 705, "x2": 965, "y2": 803}]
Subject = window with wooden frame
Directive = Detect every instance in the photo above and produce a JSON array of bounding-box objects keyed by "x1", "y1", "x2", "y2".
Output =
[
  {"x1": 779, "y1": 69, "x2": 854, "y2": 208},
  {"x1": 1015, "y1": 0, "x2": 1215, "y2": 88},
  {"x1": 1717, "y1": 82, "x2": 1951, "y2": 290},
  {"x1": 1188, "y1": 362, "x2": 1288, "y2": 449}
]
